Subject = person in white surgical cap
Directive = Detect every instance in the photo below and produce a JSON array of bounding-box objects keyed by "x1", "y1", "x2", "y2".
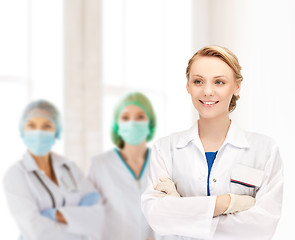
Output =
[
  {"x1": 88, "y1": 92, "x2": 156, "y2": 240},
  {"x1": 3, "y1": 99, "x2": 103, "y2": 240},
  {"x1": 141, "y1": 45, "x2": 283, "y2": 240}
]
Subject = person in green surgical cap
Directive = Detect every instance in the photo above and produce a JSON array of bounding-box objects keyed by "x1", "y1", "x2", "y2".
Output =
[{"x1": 88, "y1": 92, "x2": 156, "y2": 240}]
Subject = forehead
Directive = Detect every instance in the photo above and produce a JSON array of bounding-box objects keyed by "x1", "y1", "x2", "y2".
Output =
[
  {"x1": 26, "y1": 116, "x2": 53, "y2": 125},
  {"x1": 119, "y1": 104, "x2": 146, "y2": 115},
  {"x1": 190, "y1": 56, "x2": 234, "y2": 77}
]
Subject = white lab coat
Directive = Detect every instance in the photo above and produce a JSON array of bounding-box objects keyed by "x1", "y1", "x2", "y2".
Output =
[
  {"x1": 88, "y1": 149, "x2": 155, "y2": 240},
  {"x1": 141, "y1": 122, "x2": 283, "y2": 240},
  {"x1": 3, "y1": 152, "x2": 103, "y2": 240}
]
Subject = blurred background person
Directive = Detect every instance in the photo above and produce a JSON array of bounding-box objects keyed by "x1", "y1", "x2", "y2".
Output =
[
  {"x1": 88, "y1": 92, "x2": 156, "y2": 240},
  {"x1": 3, "y1": 100, "x2": 102, "y2": 240}
]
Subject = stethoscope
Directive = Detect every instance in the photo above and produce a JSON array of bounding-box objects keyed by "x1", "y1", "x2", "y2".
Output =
[{"x1": 33, "y1": 164, "x2": 78, "y2": 208}]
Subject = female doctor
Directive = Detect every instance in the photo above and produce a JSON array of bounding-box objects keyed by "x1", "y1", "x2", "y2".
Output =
[
  {"x1": 3, "y1": 100, "x2": 103, "y2": 240},
  {"x1": 88, "y1": 92, "x2": 156, "y2": 240},
  {"x1": 141, "y1": 46, "x2": 283, "y2": 240}
]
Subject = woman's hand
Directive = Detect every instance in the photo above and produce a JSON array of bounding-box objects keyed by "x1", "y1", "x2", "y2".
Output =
[
  {"x1": 40, "y1": 208, "x2": 67, "y2": 224},
  {"x1": 224, "y1": 193, "x2": 256, "y2": 214},
  {"x1": 56, "y1": 210, "x2": 67, "y2": 224},
  {"x1": 40, "y1": 208, "x2": 57, "y2": 221},
  {"x1": 153, "y1": 176, "x2": 181, "y2": 197},
  {"x1": 214, "y1": 193, "x2": 256, "y2": 217},
  {"x1": 153, "y1": 177, "x2": 255, "y2": 217},
  {"x1": 214, "y1": 194, "x2": 231, "y2": 217},
  {"x1": 78, "y1": 192, "x2": 100, "y2": 206}
]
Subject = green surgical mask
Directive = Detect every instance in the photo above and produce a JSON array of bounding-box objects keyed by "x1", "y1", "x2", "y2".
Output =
[{"x1": 118, "y1": 121, "x2": 149, "y2": 145}]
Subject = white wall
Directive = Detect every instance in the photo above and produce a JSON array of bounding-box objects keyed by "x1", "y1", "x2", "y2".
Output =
[
  {"x1": 1, "y1": 0, "x2": 294, "y2": 238},
  {"x1": 195, "y1": 0, "x2": 295, "y2": 238},
  {"x1": 0, "y1": 0, "x2": 63, "y2": 238},
  {"x1": 101, "y1": 0, "x2": 194, "y2": 155}
]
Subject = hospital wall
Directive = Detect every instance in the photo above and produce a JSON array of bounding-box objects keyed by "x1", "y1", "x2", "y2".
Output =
[
  {"x1": 194, "y1": 1, "x2": 295, "y2": 239},
  {"x1": 0, "y1": 0, "x2": 294, "y2": 239}
]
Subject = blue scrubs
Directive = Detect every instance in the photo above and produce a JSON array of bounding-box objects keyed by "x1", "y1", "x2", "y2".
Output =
[{"x1": 205, "y1": 151, "x2": 218, "y2": 196}]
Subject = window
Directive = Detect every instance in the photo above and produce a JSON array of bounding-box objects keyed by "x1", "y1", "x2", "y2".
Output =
[
  {"x1": 0, "y1": 1, "x2": 63, "y2": 238},
  {"x1": 102, "y1": 0, "x2": 194, "y2": 150}
]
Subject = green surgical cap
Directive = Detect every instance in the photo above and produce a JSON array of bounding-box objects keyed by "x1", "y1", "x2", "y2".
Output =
[
  {"x1": 19, "y1": 99, "x2": 62, "y2": 139},
  {"x1": 111, "y1": 92, "x2": 156, "y2": 148}
]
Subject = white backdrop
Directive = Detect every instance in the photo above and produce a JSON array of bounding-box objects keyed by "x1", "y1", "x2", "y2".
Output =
[
  {"x1": 0, "y1": 0, "x2": 64, "y2": 238},
  {"x1": 197, "y1": 1, "x2": 295, "y2": 238},
  {"x1": 0, "y1": 0, "x2": 294, "y2": 239}
]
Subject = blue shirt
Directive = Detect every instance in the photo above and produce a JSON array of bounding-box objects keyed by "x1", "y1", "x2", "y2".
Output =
[{"x1": 205, "y1": 151, "x2": 218, "y2": 196}]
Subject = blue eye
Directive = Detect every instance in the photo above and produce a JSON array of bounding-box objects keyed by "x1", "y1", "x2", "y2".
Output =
[
  {"x1": 194, "y1": 80, "x2": 202, "y2": 85},
  {"x1": 216, "y1": 81, "x2": 224, "y2": 85}
]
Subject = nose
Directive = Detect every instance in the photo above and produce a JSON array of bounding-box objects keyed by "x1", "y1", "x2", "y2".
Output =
[{"x1": 204, "y1": 83, "x2": 214, "y2": 96}]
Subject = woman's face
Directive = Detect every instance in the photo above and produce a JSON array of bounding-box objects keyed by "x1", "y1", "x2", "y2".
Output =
[
  {"x1": 24, "y1": 116, "x2": 56, "y2": 133},
  {"x1": 186, "y1": 56, "x2": 240, "y2": 120},
  {"x1": 119, "y1": 105, "x2": 148, "y2": 122}
]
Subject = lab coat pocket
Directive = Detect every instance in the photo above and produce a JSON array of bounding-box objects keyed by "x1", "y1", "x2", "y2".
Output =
[{"x1": 230, "y1": 164, "x2": 264, "y2": 197}]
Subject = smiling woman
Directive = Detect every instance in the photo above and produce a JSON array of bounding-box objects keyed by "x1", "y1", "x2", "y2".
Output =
[
  {"x1": 141, "y1": 45, "x2": 283, "y2": 240},
  {"x1": 186, "y1": 45, "x2": 243, "y2": 114},
  {"x1": 187, "y1": 57, "x2": 240, "y2": 121}
]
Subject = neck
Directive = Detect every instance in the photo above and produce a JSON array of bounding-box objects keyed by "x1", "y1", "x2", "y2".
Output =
[
  {"x1": 29, "y1": 151, "x2": 51, "y2": 170},
  {"x1": 198, "y1": 113, "x2": 231, "y2": 142},
  {"x1": 120, "y1": 142, "x2": 148, "y2": 163}
]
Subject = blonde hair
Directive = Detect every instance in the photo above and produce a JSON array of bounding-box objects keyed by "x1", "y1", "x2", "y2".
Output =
[{"x1": 186, "y1": 45, "x2": 243, "y2": 112}]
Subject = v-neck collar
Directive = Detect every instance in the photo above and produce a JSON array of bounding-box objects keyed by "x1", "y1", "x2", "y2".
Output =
[
  {"x1": 114, "y1": 148, "x2": 150, "y2": 180},
  {"x1": 22, "y1": 151, "x2": 65, "y2": 173},
  {"x1": 175, "y1": 121, "x2": 250, "y2": 150}
]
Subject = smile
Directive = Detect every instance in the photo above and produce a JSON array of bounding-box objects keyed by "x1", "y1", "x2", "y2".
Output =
[{"x1": 199, "y1": 100, "x2": 219, "y2": 107}]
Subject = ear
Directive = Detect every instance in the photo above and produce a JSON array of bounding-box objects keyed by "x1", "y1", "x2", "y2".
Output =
[
  {"x1": 234, "y1": 81, "x2": 241, "y2": 96},
  {"x1": 186, "y1": 80, "x2": 190, "y2": 94}
]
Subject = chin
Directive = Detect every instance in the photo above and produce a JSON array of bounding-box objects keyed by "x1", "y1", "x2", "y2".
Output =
[
  {"x1": 197, "y1": 109, "x2": 228, "y2": 120},
  {"x1": 199, "y1": 113, "x2": 219, "y2": 120}
]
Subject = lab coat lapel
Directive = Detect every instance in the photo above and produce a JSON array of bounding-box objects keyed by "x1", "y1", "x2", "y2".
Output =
[
  {"x1": 175, "y1": 121, "x2": 249, "y2": 158},
  {"x1": 21, "y1": 151, "x2": 67, "y2": 173},
  {"x1": 225, "y1": 122, "x2": 250, "y2": 149},
  {"x1": 21, "y1": 152, "x2": 39, "y2": 172},
  {"x1": 50, "y1": 153, "x2": 76, "y2": 191},
  {"x1": 191, "y1": 123, "x2": 206, "y2": 157},
  {"x1": 175, "y1": 122, "x2": 206, "y2": 158},
  {"x1": 51, "y1": 152, "x2": 66, "y2": 173},
  {"x1": 175, "y1": 123, "x2": 199, "y2": 148}
]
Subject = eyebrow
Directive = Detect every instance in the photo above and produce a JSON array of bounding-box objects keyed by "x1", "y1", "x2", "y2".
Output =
[
  {"x1": 121, "y1": 110, "x2": 146, "y2": 115},
  {"x1": 213, "y1": 75, "x2": 227, "y2": 79},
  {"x1": 191, "y1": 75, "x2": 228, "y2": 80},
  {"x1": 191, "y1": 74, "x2": 204, "y2": 78},
  {"x1": 136, "y1": 111, "x2": 146, "y2": 114}
]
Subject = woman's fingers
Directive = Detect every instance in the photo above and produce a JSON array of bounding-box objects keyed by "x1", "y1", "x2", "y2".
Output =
[
  {"x1": 154, "y1": 181, "x2": 171, "y2": 193},
  {"x1": 159, "y1": 176, "x2": 172, "y2": 182},
  {"x1": 153, "y1": 177, "x2": 180, "y2": 197}
]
